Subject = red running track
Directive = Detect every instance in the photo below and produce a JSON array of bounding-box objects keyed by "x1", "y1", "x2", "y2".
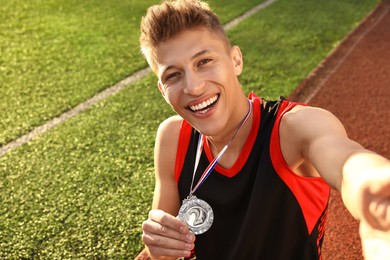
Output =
[{"x1": 289, "y1": 0, "x2": 390, "y2": 259}]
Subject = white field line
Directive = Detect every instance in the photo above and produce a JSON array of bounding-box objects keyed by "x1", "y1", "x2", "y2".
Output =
[
  {"x1": 0, "y1": 0, "x2": 278, "y2": 157},
  {"x1": 303, "y1": 4, "x2": 390, "y2": 104},
  {"x1": 223, "y1": 0, "x2": 278, "y2": 31},
  {"x1": 0, "y1": 67, "x2": 151, "y2": 157}
]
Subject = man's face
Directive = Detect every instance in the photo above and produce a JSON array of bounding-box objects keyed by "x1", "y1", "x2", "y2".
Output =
[{"x1": 155, "y1": 28, "x2": 243, "y2": 135}]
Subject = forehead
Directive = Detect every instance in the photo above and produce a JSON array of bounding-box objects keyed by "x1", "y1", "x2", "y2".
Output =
[{"x1": 155, "y1": 29, "x2": 228, "y2": 72}]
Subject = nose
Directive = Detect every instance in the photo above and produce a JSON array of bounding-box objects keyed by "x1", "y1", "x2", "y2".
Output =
[{"x1": 183, "y1": 70, "x2": 205, "y2": 96}]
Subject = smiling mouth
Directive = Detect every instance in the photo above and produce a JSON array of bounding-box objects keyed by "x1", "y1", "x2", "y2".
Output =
[{"x1": 188, "y1": 94, "x2": 219, "y2": 113}]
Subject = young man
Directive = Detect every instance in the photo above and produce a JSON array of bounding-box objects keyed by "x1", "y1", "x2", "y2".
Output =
[{"x1": 137, "y1": 0, "x2": 390, "y2": 259}]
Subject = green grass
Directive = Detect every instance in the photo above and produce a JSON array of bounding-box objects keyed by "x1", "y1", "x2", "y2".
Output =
[
  {"x1": 0, "y1": 0, "x2": 264, "y2": 146},
  {"x1": 0, "y1": 73, "x2": 166, "y2": 258},
  {"x1": 230, "y1": 0, "x2": 379, "y2": 98},
  {"x1": 0, "y1": 0, "x2": 379, "y2": 258},
  {"x1": 0, "y1": 0, "x2": 154, "y2": 145}
]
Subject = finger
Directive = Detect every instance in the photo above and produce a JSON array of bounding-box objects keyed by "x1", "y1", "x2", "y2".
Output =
[
  {"x1": 368, "y1": 198, "x2": 390, "y2": 230},
  {"x1": 362, "y1": 238, "x2": 390, "y2": 260},
  {"x1": 149, "y1": 209, "x2": 191, "y2": 235},
  {"x1": 360, "y1": 222, "x2": 390, "y2": 260},
  {"x1": 367, "y1": 169, "x2": 390, "y2": 196},
  {"x1": 142, "y1": 218, "x2": 195, "y2": 243},
  {"x1": 148, "y1": 245, "x2": 192, "y2": 259},
  {"x1": 142, "y1": 232, "x2": 194, "y2": 258}
]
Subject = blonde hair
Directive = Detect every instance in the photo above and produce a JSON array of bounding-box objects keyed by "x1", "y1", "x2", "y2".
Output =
[{"x1": 139, "y1": 0, "x2": 230, "y2": 72}]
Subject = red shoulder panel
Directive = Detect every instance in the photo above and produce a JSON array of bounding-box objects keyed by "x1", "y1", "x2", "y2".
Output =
[
  {"x1": 270, "y1": 101, "x2": 330, "y2": 234},
  {"x1": 174, "y1": 120, "x2": 193, "y2": 183}
]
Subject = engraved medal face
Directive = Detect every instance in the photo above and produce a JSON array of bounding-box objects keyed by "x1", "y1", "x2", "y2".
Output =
[{"x1": 178, "y1": 196, "x2": 214, "y2": 235}]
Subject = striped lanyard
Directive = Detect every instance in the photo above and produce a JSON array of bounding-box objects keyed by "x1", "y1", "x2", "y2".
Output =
[{"x1": 189, "y1": 100, "x2": 253, "y2": 195}]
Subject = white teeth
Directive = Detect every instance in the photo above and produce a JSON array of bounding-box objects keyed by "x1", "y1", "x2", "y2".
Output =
[{"x1": 190, "y1": 95, "x2": 218, "y2": 111}]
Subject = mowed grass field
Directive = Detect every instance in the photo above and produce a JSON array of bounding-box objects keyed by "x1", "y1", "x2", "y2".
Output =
[
  {"x1": 0, "y1": 0, "x2": 379, "y2": 258},
  {"x1": 0, "y1": 0, "x2": 263, "y2": 146}
]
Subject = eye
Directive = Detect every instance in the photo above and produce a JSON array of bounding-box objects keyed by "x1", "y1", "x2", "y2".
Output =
[
  {"x1": 164, "y1": 72, "x2": 181, "y2": 82},
  {"x1": 198, "y1": 58, "x2": 211, "y2": 67}
]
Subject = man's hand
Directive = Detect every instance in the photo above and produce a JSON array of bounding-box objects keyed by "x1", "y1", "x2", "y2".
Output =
[
  {"x1": 360, "y1": 221, "x2": 390, "y2": 260},
  {"x1": 359, "y1": 166, "x2": 390, "y2": 260},
  {"x1": 343, "y1": 153, "x2": 390, "y2": 260},
  {"x1": 142, "y1": 209, "x2": 196, "y2": 259},
  {"x1": 135, "y1": 248, "x2": 151, "y2": 260}
]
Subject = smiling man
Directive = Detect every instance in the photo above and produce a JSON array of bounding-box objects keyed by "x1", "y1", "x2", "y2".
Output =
[{"x1": 136, "y1": 0, "x2": 390, "y2": 259}]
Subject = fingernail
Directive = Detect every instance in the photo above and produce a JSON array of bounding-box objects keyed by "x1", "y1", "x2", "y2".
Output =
[
  {"x1": 185, "y1": 243, "x2": 194, "y2": 250},
  {"x1": 186, "y1": 233, "x2": 195, "y2": 242},
  {"x1": 180, "y1": 225, "x2": 187, "y2": 233}
]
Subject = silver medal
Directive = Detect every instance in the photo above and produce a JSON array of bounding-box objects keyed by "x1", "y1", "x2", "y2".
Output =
[{"x1": 178, "y1": 195, "x2": 214, "y2": 235}]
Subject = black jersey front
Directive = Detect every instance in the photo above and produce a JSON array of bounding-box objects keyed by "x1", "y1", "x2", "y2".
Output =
[{"x1": 175, "y1": 93, "x2": 330, "y2": 259}]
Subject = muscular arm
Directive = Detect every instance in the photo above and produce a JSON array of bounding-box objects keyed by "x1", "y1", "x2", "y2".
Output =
[
  {"x1": 280, "y1": 105, "x2": 390, "y2": 259},
  {"x1": 280, "y1": 106, "x2": 365, "y2": 189},
  {"x1": 140, "y1": 116, "x2": 195, "y2": 259},
  {"x1": 152, "y1": 115, "x2": 182, "y2": 214}
]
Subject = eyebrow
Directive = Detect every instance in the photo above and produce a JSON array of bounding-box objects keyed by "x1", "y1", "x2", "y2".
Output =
[
  {"x1": 191, "y1": 49, "x2": 211, "y2": 61},
  {"x1": 160, "y1": 49, "x2": 212, "y2": 78}
]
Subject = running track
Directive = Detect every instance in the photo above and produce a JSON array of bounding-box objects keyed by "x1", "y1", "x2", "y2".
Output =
[{"x1": 289, "y1": 0, "x2": 390, "y2": 258}]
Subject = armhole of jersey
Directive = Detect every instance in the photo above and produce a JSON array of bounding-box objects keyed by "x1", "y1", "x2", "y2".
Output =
[
  {"x1": 270, "y1": 101, "x2": 330, "y2": 235},
  {"x1": 174, "y1": 120, "x2": 193, "y2": 183}
]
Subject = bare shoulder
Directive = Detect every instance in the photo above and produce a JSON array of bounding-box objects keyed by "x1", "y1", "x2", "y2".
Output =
[
  {"x1": 281, "y1": 105, "x2": 347, "y2": 138},
  {"x1": 155, "y1": 115, "x2": 183, "y2": 179},
  {"x1": 279, "y1": 105, "x2": 349, "y2": 178},
  {"x1": 153, "y1": 115, "x2": 183, "y2": 213},
  {"x1": 156, "y1": 115, "x2": 183, "y2": 149}
]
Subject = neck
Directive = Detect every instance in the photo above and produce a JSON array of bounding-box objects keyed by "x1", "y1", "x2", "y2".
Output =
[{"x1": 207, "y1": 100, "x2": 253, "y2": 155}]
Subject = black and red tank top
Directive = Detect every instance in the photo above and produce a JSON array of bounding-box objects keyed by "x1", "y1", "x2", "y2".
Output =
[{"x1": 175, "y1": 92, "x2": 330, "y2": 259}]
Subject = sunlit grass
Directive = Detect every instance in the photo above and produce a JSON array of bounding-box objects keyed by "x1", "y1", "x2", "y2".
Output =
[
  {"x1": 0, "y1": 0, "x2": 378, "y2": 258},
  {"x1": 0, "y1": 0, "x2": 264, "y2": 145}
]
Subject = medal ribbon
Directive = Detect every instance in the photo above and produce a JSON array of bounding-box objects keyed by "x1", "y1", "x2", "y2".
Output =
[{"x1": 189, "y1": 100, "x2": 253, "y2": 195}]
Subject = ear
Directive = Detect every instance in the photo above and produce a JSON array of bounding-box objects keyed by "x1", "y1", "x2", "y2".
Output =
[{"x1": 231, "y1": 46, "x2": 243, "y2": 76}]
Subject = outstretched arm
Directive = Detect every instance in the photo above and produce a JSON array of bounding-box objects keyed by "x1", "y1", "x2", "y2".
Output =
[{"x1": 281, "y1": 106, "x2": 390, "y2": 260}]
